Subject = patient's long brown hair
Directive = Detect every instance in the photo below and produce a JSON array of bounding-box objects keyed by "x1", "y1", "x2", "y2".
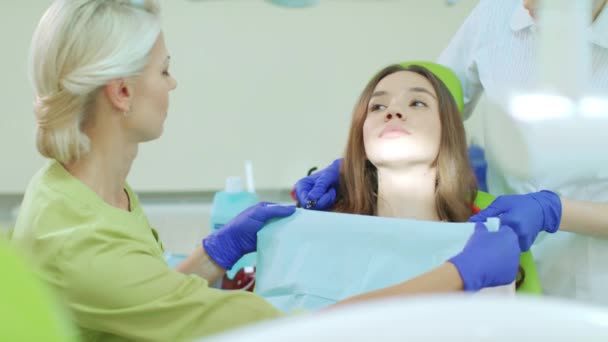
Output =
[
  {"x1": 333, "y1": 64, "x2": 477, "y2": 222},
  {"x1": 333, "y1": 64, "x2": 525, "y2": 289}
]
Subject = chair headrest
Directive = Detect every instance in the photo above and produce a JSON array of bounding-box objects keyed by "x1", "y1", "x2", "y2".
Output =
[{"x1": 399, "y1": 61, "x2": 464, "y2": 114}]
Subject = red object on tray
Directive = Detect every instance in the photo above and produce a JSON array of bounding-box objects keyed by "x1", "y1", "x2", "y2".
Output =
[{"x1": 221, "y1": 266, "x2": 256, "y2": 292}]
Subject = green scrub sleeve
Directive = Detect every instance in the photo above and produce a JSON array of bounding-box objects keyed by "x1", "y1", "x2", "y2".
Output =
[
  {"x1": 0, "y1": 239, "x2": 77, "y2": 341},
  {"x1": 60, "y1": 228, "x2": 281, "y2": 341}
]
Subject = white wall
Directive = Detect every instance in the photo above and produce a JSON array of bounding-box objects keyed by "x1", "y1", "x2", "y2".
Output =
[
  {"x1": 0, "y1": 0, "x2": 480, "y2": 193},
  {"x1": 0, "y1": 2, "x2": 50, "y2": 193}
]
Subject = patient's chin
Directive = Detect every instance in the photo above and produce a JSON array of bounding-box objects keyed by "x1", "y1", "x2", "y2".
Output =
[
  {"x1": 368, "y1": 154, "x2": 418, "y2": 169},
  {"x1": 365, "y1": 141, "x2": 436, "y2": 169}
]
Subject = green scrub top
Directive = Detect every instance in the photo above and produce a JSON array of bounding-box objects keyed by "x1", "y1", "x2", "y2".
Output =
[
  {"x1": 0, "y1": 238, "x2": 76, "y2": 341},
  {"x1": 11, "y1": 161, "x2": 280, "y2": 341}
]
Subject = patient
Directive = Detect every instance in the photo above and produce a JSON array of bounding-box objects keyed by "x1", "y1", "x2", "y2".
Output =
[
  {"x1": 254, "y1": 62, "x2": 521, "y2": 313},
  {"x1": 333, "y1": 62, "x2": 522, "y2": 288}
]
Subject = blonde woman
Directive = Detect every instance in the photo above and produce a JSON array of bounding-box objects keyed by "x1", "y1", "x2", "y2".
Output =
[
  {"x1": 12, "y1": 1, "x2": 520, "y2": 340},
  {"x1": 12, "y1": 1, "x2": 291, "y2": 340}
]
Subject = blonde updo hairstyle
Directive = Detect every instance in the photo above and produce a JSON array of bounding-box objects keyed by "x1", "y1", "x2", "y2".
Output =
[{"x1": 30, "y1": 0, "x2": 161, "y2": 163}]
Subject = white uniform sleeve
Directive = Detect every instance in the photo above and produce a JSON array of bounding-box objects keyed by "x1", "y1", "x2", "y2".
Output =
[{"x1": 438, "y1": 2, "x2": 487, "y2": 119}]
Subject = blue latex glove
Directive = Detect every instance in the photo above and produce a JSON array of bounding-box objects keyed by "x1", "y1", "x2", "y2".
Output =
[
  {"x1": 294, "y1": 158, "x2": 342, "y2": 210},
  {"x1": 469, "y1": 190, "x2": 562, "y2": 252},
  {"x1": 449, "y1": 222, "x2": 520, "y2": 291},
  {"x1": 202, "y1": 202, "x2": 296, "y2": 270}
]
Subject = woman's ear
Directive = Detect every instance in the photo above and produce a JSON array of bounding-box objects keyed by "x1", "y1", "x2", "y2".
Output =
[{"x1": 104, "y1": 78, "x2": 133, "y2": 113}]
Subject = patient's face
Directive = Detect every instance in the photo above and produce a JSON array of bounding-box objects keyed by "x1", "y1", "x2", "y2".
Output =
[{"x1": 363, "y1": 71, "x2": 441, "y2": 169}]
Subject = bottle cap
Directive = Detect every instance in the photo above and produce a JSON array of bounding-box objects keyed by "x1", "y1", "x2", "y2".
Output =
[{"x1": 225, "y1": 176, "x2": 244, "y2": 193}]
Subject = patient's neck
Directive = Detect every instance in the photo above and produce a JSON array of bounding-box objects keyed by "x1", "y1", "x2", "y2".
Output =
[{"x1": 376, "y1": 166, "x2": 439, "y2": 221}]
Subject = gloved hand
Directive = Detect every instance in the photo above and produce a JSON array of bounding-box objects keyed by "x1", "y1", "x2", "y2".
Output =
[
  {"x1": 448, "y1": 222, "x2": 520, "y2": 291},
  {"x1": 294, "y1": 158, "x2": 342, "y2": 210},
  {"x1": 469, "y1": 190, "x2": 562, "y2": 252},
  {"x1": 202, "y1": 202, "x2": 296, "y2": 270}
]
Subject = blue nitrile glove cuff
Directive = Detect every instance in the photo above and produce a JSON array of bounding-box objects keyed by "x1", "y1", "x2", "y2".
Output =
[
  {"x1": 449, "y1": 253, "x2": 480, "y2": 292},
  {"x1": 202, "y1": 202, "x2": 296, "y2": 270},
  {"x1": 530, "y1": 190, "x2": 562, "y2": 233},
  {"x1": 202, "y1": 234, "x2": 240, "y2": 270}
]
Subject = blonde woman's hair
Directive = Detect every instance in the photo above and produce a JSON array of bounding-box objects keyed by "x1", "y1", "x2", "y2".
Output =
[{"x1": 29, "y1": 0, "x2": 161, "y2": 162}]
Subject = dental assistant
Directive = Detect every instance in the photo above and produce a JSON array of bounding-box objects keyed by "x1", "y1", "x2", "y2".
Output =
[
  {"x1": 295, "y1": 0, "x2": 608, "y2": 304},
  {"x1": 10, "y1": 1, "x2": 521, "y2": 341}
]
